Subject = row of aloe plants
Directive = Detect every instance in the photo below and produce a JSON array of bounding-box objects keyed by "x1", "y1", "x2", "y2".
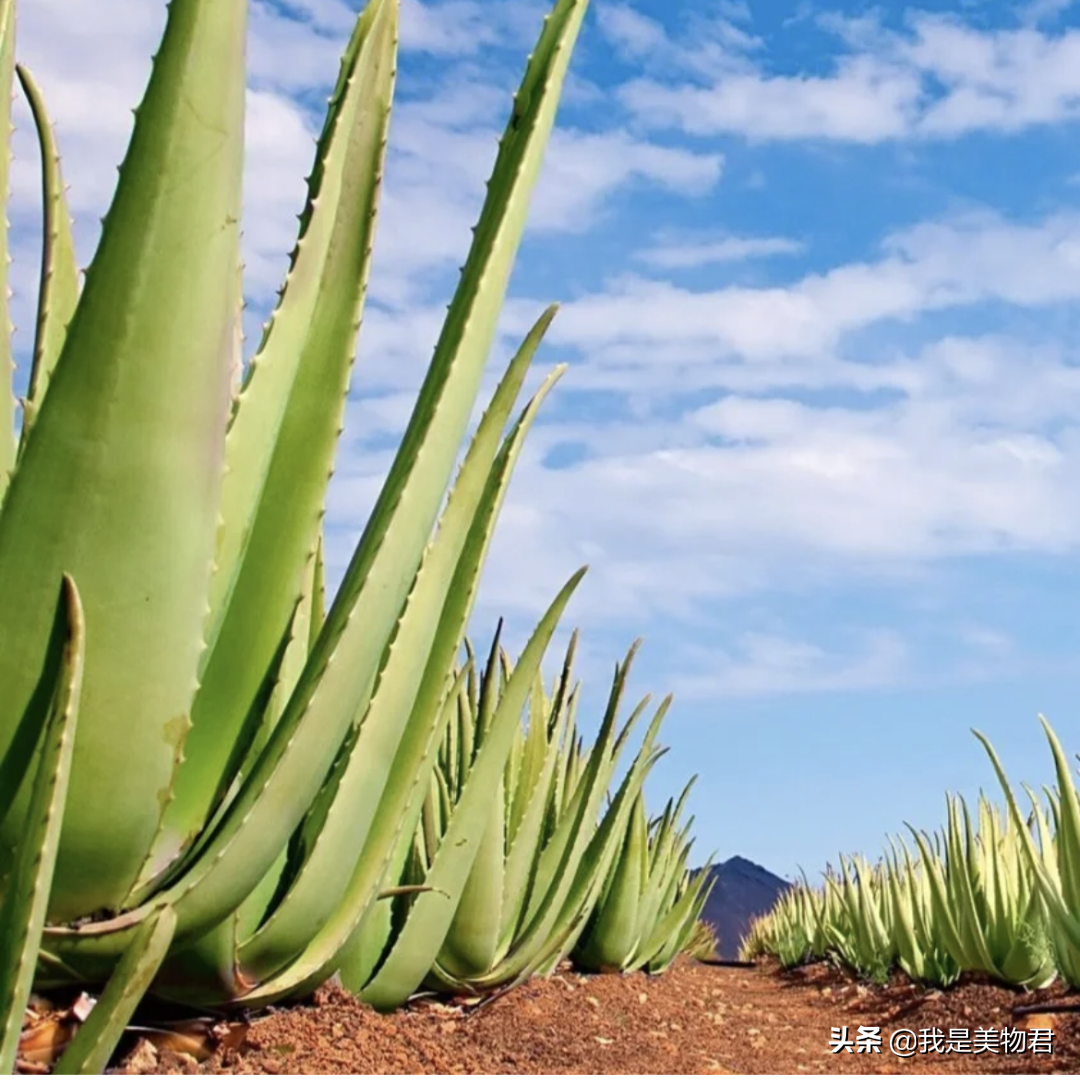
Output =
[
  {"x1": 741, "y1": 719, "x2": 1080, "y2": 993},
  {"x1": 0, "y1": 0, "x2": 711, "y2": 1071},
  {"x1": 340, "y1": 631, "x2": 712, "y2": 1009}
]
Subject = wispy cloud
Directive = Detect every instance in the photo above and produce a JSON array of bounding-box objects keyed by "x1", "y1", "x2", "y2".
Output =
[
  {"x1": 635, "y1": 233, "x2": 805, "y2": 269},
  {"x1": 615, "y1": 6, "x2": 1080, "y2": 142},
  {"x1": 671, "y1": 630, "x2": 909, "y2": 698},
  {"x1": 507, "y1": 213, "x2": 1080, "y2": 367},
  {"x1": 621, "y1": 58, "x2": 920, "y2": 142},
  {"x1": 597, "y1": 1, "x2": 762, "y2": 78},
  {"x1": 1018, "y1": 0, "x2": 1079, "y2": 28}
]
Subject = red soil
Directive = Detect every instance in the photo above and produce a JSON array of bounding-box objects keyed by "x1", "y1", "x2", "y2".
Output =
[{"x1": 81, "y1": 957, "x2": 1080, "y2": 1075}]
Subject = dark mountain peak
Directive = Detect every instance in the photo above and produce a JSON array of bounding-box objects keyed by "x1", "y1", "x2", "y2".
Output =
[
  {"x1": 719, "y1": 855, "x2": 789, "y2": 884},
  {"x1": 695, "y1": 856, "x2": 791, "y2": 960}
]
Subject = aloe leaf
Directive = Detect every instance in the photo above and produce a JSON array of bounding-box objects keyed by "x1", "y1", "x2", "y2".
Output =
[
  {"x1": 481, "y1": 704, "x2": 669, "y2": 990},
  {"x1": 522, "y1": 663, "x2": 647, "y2": 935},
  {"x1": 0, "y1": 0, "x2": 246, "y2": 918},
  {"x1": 147, "y1": 554, "x2": 318, "y2": 906},
  {"x1": 336, "y1": 670, "x2": 468, "y2": 993},
  {"x1": 646, "y1": 874, "x2": 710, "y2": 974},
  {"x1": 360, "y1": 571, "x2": 586, "y2": 1011},
  {"x1": 0, "y1": 576, "x2": 83, "y2": 1077},
  {"x1": 574, "y1": 791, "x2": 646, "y2": 971},
  {"x1": 15, "y1": 64, "x2": 80, "y2": 447},
  {"x1": 228, "y1": 256, "x2": 245, "y2": 404},
  {"x1": 151, "y1": 0, "x2": 398, "y2": 874},
  {"x1": 146, "y1": 574, "x2": 319, "y2": 998},
  {"x1": 976, "y1": 725, "x2": 1080, "y2": 956},
  {"x1": 436, "y1": 777, "x2": 505, "y2": 976},
  {"x1": 228, "y1": 319, "x2": 561, "y2": 990},
  {"x1": 945, "y1": 801, "x2": 996, "y2": 975},
  {"x1": 905, "y1": 832, "x2": 951, "y2": 953},
  {"x1": 497, "y1": 666, "x2": 573, "y2": 952},
  {"x1": 630, "y1": 793, "x2": 696, "y2": 971},
  {"x1": 310, "y1": 534, "x2": 327, "y2": 652},
  {"x1": 507, "y1": 642, "x2": 572, "y2": 850},
  {"x1": 1033, "y1": 718, "x2": 1080, "y2": 917},
  {"x1": 251, "y1": 553, "x2": 317, "y2": 766},
  {"x1": 0, "y1": 0, "x2": 13, "y2": 504},
  {"x1": 632, "y1": 851, "x2": 674, "y2": 966},
  {"x1": 513, "y1": 734, "x2": 668, "y2": 987},
  {"x1": 885, "y1": 851, "x2": 922, "y2": 981},
  {"x1": 155, "y1": 907, "x2": 247, "y2": 1004},
  {"x1": 54, "y1": 905, "x2": 176, "y2": 1075},
  {"x1": 42, "y1": 0, "x2": 586, "y2": 983}
]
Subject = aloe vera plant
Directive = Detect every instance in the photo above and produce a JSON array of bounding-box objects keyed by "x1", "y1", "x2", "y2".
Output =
[
  {"x1": 745, "y1": 725, "x2": 1074, "y2": 992},
  {"x1": 338, "y1": 631, "x2": 679, "y2": 1008},
  {"x1": 572, "y1": 781, "x2": 714, "y2": 975},
  {"x1": 684, "y1": 917, "x2": 719, "y2": 963},
  {"x1": 906, "y1": 795, "x2": 1054, "y2": 989},
  {"x1": 1, "y1": 0, "x2": 595, "y2": 1039},
  {"x1": 740, "y1": 881, "x2": 811, "y2": 968},
  {"x1": 978, "y1": 717, "x2": 1080, "y2": 988},
  {"x1": 882, "y1": 838, "x2": 961, "y2": 987}
]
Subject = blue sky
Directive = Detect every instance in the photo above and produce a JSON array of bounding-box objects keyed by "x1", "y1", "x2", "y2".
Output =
[{"x1": 13, "y1": 0, "x2": 1080, "y2": 886}]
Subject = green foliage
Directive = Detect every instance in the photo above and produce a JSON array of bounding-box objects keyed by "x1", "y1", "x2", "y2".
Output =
[
  {"x1": 339, "y1": 631, "x2": 707, "y2": 1009},
  {"x1": 0, "y1": 0, "x2": 706, "y2": 1068},
  {"x1": 745, "y1": 721, "x2": 1080, "y2": 992},
  {"x1": 573, "y1": 781, "x2": 714, "y2": 975},
  {"x1": 0, "y1": 579, "x2": 83, "y2": 1075}
]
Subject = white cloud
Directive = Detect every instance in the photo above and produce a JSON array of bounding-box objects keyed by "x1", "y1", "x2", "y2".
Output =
[
  {"x1": 621, "y1": 57, "x2": 921, "y2": 142},
  {"x1": 10, "y1": 0, "x2": 722, "y2": 320},
  {"x1": 900, "y1": 15, "x2": 1080, "y2": 136},
  {"x1": 635, "y1": 233, "x2": 805, "y2": 269},
  {"x1": 596, "y1": 1, "x2": 762, "y2": 78},
  {"x1": 955, "y1": 624, "x2": 1013, "y2": 653},
  {"x1": 358, "y1": 107, "x2": 722, "y2": 309},
  {"x1": 500, "y1": 213, "x2": 1080, "y2": 370},
  {"x1": 399, "y1": 0, "x2": 504, "y2": 55},
  {"x1": 615, "y1": 6, "x2": 1080, "y2": 142},
  {"x1": 1020, "y1": 0, "x2": 1079, "y2": 25},
  {"x1": 11, "y1": 0, "x2": 159, "y2": 224},
  {"x1": 266, "y1": 0, "x2": 549, "y2": 58},
  {"x1": 671, "y1": 630, "x2": 908, "y2": 698},
  {"x1": 596, "y1": 3, "x2": 668, "y2": 60},
  {"x1": 247, "y1": 3, "x2": 348, "y2": 92},
  {"x1": 241, "y1": 91, "x2": 318, "y2": 300},
  {"x1": 529, "y1": 130, "x2": 722, "y2": 231},
  {"x1": 445, "y1": 201, "x2": 1080, "y2": 647}
]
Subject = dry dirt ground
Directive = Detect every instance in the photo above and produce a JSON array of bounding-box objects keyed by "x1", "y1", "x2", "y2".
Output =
[{"x1": 20, "y1": 958, "x2": 1080, "y2": 1075}]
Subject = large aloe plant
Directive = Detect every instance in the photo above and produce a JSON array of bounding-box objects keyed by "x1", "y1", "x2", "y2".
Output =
[{"x1": 0, "y1": 0, "x2": 593, "y2": 1028}]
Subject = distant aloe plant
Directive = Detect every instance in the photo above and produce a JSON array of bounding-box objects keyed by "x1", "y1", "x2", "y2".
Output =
[{"x1": 744, "y1": 721, "x2": 1080, "y2": 993}]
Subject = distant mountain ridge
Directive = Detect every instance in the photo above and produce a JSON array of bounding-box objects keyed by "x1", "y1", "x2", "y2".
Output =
[{"x1": 696, "y1": 856, "x2": 792, "y2": 959}]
